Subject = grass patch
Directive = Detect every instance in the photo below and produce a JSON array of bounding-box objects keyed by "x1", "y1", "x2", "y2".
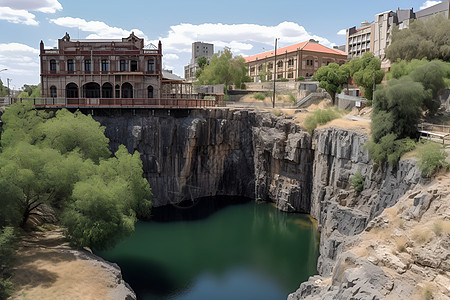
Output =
[
  {"x1": 395, "y1": 236, "x2": 409, "y2": 253},
  {"x1": 412, "y1": 227, "x2": 431, "y2": 244},
  {"x1": 288, "y1": 93, "x2": 296, "y2": 103},
  {"x1": 304, "y1": 107, "x2": 347, "y2": 133}
]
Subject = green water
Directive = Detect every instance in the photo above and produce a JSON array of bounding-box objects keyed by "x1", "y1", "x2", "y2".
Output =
[{"x1": 97, "y1": 198, "x2": 319, "y2": 300}]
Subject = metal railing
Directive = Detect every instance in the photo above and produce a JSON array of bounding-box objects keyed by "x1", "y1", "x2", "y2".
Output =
[{"x1": 14, "y1": 97, "x2": 217, "y2": 109}]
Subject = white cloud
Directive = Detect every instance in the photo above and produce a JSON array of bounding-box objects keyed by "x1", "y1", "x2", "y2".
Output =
[
  {"x1": 0, "y1": 43, "x2": 40, "y2": 87},
  {"x1": 164, "y1": 53, "x2": 179, "y2": 60},
  {"x1": 50, "y1": 17, "x2": 148, "y2": 41},
  {"x1": 420, "y1": 1, "x2": 442, "y2": 10},
  {"x1": 0, "y1": 7, "x2": 38, "y2": 25},
  {"x1": 149, "y1": 21, "x2": 335, "y2": 56},
  {"x1": 337, "y1": 29, "x2": 346, "y2": 35},
  {"x1": 0, "y1": 0, "x2": 62, "y2": 13}
]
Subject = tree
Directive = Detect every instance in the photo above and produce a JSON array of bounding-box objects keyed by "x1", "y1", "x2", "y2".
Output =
[
  {"x1": 197, "y1": 47, "x2": 250, "y2": 91},
  {"x1": 350, "y1": 53, "x2": 384, "y2": 100},
  {"x1": 258, "y1": 63, "x2": 267, "y2": 82},
  {"x1": 0, "y1": 79, "x2": 8, "y2": 97},
  {"x1": 0, "y1": 103, "x2": 152, "y2": 249},
  {"x1": 313, "y1": 63, "x2": 349, "y2": 105},
  {"x1": 195, "y1": 56, "x2": 208, "y2": 79},
  {"x1": 387, "y1": 59, "x2": 450, "y2": 113},
  {"x1": 386, "y1": 16, "x2": 450, "y2": 62}
]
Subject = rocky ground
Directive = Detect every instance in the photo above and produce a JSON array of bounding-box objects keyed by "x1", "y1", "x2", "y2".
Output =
[
  {"x1": 289, "y1": 172, "x2": 450, "y2": 300},
  {"x1": 9, "y1": 228, "x2": 135, "y2": 300}
]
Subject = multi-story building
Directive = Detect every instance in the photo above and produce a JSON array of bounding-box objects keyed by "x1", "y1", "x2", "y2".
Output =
[
  {"x1": 346, "y1": 22, "x2": 374, "y2": 59},
  {"x1": 244, "y1": 40, "x2": 347, "y2": 82},
  {"x1": 416, "y1": 0, "x2": 450, "y2": 21},
  {"x1": 40, "y1": 32, "x2": 162, "y2": 100},
  {"x1": 184, "y1": 42, "x2": 214, "y2": 81}
]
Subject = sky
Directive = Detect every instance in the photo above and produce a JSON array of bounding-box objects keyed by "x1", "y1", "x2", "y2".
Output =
[{"x1": 0, "y1": 0, "x2": 444, "y2": 89}]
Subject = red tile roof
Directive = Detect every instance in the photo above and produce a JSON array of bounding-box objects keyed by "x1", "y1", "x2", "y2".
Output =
[{"x1": 244, "y1": 41, "x2": 347, "y2": 63}]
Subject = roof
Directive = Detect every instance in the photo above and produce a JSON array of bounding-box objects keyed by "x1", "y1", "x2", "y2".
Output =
[
  {"x1": 162, "y1": 70, "x2": 184, "y2": 81},
  {"x1": 70, "y1": 39, "x2": 122, "y2": 43},
  {"x1": 244, "y1": 41, "x2": 347, "y2": 63}
]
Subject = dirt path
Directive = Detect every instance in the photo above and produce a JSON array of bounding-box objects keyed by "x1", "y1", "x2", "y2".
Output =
[{"x1": 9, "y1": 229, "x2": 135, "y2": 300}]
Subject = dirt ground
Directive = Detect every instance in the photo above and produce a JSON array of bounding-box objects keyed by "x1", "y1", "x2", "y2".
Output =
[{"x1": 9, "y1": 229, "x2": 115, "y2": 300}]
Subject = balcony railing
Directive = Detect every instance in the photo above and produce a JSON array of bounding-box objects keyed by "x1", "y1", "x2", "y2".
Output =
[{"x1": 14, "y1": 97, "x2": 217, "y2": 109}]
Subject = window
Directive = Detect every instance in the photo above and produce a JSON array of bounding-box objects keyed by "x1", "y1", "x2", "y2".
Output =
[
  {"x1": 50, "y1": 60, "x2": 56, "y2": 71},
  {"x1": 115, "y1": 85, "x2": 120, "y2": 98},
  {"x1": 102, "y1": 60, "x2": 109, "y2": 71},
  {"x1": 148, "y1": 85, "x2": 154, "y2": 98},
  {"x1": 50, "y1": 86, "x2": 57, "y2": 97},
  {"x1": 250, "y1": 66, "x2": 255, "y2": 73},
  {"x1": 277, "y1": 61, "x2": 283, "y2": 68},
  {"x1": 130, "y1": 60, "x2": 138, "y2": 72},
  {"x1": 120, "y1": 60, "x2": 127, "y2": 71},
  {"x1": 277, "y1": 74, "x2": 282, "y2": 79},
  {"x1": 85, "y1": 59, "x2": 91, "y2": 72},
  {"x1": 268, "y1": 62, "x2": 273, "y2": 69},
  {"x1": 67, "y1": 59, "x2": 74, "y2": 72},
  {"x1": 258, "y1": 65, "x2": 263, "y2": 71},
  {"x1": 148, "y1": 59, "x2": 155, "y2": 72},
  {"x1": 288, "y1": 72, "x2": 293, "y2": 78},
  {"x1": 288, "y1": 59, "x2": 294, "y2": 67}
]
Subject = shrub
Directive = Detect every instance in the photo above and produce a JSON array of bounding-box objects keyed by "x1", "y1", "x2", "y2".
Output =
[
  {"x1": 366, "y1": 135, "x2": 416, "y2": 167},
  {"x1": 296, "y1": 76, "x2": 304, "y2": 81},
  {"x1": 433, "y1": 220, "x2": 443, "y2": 236},
  {"x1": 276, "y1": 78, "x2": 289, "y2": 82},
  {"x1": 0, "y1": 227, "x2": 16, "y2": 299},
  {"x1": 253, "y1": 92, "x2": 266, "y2": 100},
  {"x1": 350, "y1": 171, "x2": 364, "y2": 193},
  {"x1": 417, "y1": 142, "x2": 450, "y2": 177},
  {"x1": 288, "y1": 93, "x2": 296, "y2": 103},
  {"x1": 304, "y1": 108, "x2": 345, "y2": 133}
]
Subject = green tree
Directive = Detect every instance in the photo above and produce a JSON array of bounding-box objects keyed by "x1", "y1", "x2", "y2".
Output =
[
  {"x1": 0, "y1": 79, "x2": 8, "y2": 97},
  {"x1": 350, "y1": 53, "x2": 385, "y2": 100},
  {"x1": 372, "y1": 77, "x2": 426, "y2": 142},
  {"x1": 197, "y1": 56, "x2": 208, "y2": 69},
  {"x1": 258, "y1": 63, "x2": 267, "y2": 82},
  {"x1": 0, "y1": 103, "x2": 152, "y2": 249},
  {"x1": 313, "y1": 63, "x2": 349, "y2": 105},
  {"x1": 386, "y1": 59, "x2": 450, "y2": 113},
  {"x1": 197, "y1": 47, "x2": 250, "y2": 91},
  {"x1": 386, "y1": 16, "x2": 450, "y2": 62}
]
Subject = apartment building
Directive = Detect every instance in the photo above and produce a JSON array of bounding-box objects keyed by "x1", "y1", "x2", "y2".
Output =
[
  {"x1": 346, "y1": 22, "x2": 374, "y2": 59},
  {"x1": 40, "y1": 32, "x2": 162, "y2": 99},
  {"x1": 244, "y1": 40, "x2": 347, "y2": 82}
]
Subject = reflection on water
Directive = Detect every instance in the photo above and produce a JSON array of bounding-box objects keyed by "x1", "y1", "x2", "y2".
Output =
[{"x1": 97, "y1": 197, "x2": 319, "y2": 300}]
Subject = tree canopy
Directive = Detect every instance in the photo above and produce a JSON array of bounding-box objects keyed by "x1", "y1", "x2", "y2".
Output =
[
  {"x1": 349, "y1": 53, "x2": 385, "y2": 100},
  {"x1": 0, "y1": 103, "x2": 152, "y2": 250},
  {"x1": 313, "y1": 63, "x2": 349, "y2": 105},
  {"x1": 386, "y1": 16, "x2": 450, "y2": 62},
  {"x1": 196, "y1": 47, "x2": 251, "y2": 90}
]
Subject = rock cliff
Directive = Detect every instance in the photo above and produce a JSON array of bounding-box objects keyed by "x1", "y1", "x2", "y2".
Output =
[{"x1": 92, "y1": 108, "x2": 438, "y2": 299}]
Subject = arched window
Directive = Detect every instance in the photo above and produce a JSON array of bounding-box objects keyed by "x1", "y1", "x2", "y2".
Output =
[
  {"x1": 50, "y1": 60, "x2": 56, "y2": 72},
  {"x1": 102, "y1": 83, "x2": 113, "y2": 98},
  {"x1": 50, "y1": 86, "x2": 57, "y2": 98},
  {"x1": 83, "y1": 82, "x2": 100, "y2": 98},
  {"x1": 115, "y1": 85, "x2": 120, "y2": 98},
  {"x1": 66, "y1": 83, "x2": 78, "y2": 98},
  {"x1": 121, "y1": 82, "x2": 133, "y2": 98},
  {"x1": 277, "y1": 60, "x2": 283, "y2": 68},
  {"x1": 147, "y1": 85, "x2": 154, "y2": 98}
]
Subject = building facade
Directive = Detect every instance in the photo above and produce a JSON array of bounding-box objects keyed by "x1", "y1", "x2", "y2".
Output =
[
  {"x1": 346, "y1": 22, "x2": 374, "y2": 59},
  {"x1": 40, "y1": 32, "x2": 162, "y2": 100},
  {"x1": 184, "y1": 42, "x2": 214, "y2": 81},
  {"x1": 416, "y1": 0, "x2": 450, "y2": 21},
  {"x1": 244, "y1": 40, "x2": 347, "y2": 82}
]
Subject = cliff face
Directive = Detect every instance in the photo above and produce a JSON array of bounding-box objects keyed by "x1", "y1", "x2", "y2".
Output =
[
  {"x1": 94, "y1": 108, "x2": 313, "y2": 212},
  {"x1": 93, "y1": 108, "x2": 427, "y2": 299}
]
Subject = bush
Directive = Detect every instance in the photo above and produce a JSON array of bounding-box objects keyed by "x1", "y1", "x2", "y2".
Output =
[
  {"x1": 276, "y1": 78, "x2": 289, "y2": 82},
  {"x1": 304, "y1": 108, "x2": 345, "y2": 133},
  {"x1": 253, "y1": 92, "x2": 266, "y2": 100},
  {"x1": 296, "y1": 76, "x2": 304, "y2": 81},
  {"x1": 366, "y1": 135, "x2": 416, "y2": 167},
  {"x1": 0, "y1": 227, "x2": 16, "y2": 299},
  {"x1": 350, "y1": 171, "x2": 364, "y2": 193},
  {"x1": 288, "y1": 93, "x2": 296, "y2": 103},
  {"x1": 417, "y1": 142, "x2": 449, "y2": 177}
]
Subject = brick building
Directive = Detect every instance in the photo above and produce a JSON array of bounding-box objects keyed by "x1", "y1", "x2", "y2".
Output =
[
  {"x1": 244, "y1": 40, "x2": 347, "y2": 82},
  {"x1": 40, "y1": 32, "x2": 163, "y2": 100}
]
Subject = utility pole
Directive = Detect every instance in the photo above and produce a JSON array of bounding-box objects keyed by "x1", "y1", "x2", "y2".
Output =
[
  {"x1": 7, "y1": 78, "x2": 11, "y2": 97},
  {"x1": 272, "y1": 38, "x2": 278, "y2": 108},
  {"x1": 372, "y1": 69, "x2": 376, "y2": 102}
]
